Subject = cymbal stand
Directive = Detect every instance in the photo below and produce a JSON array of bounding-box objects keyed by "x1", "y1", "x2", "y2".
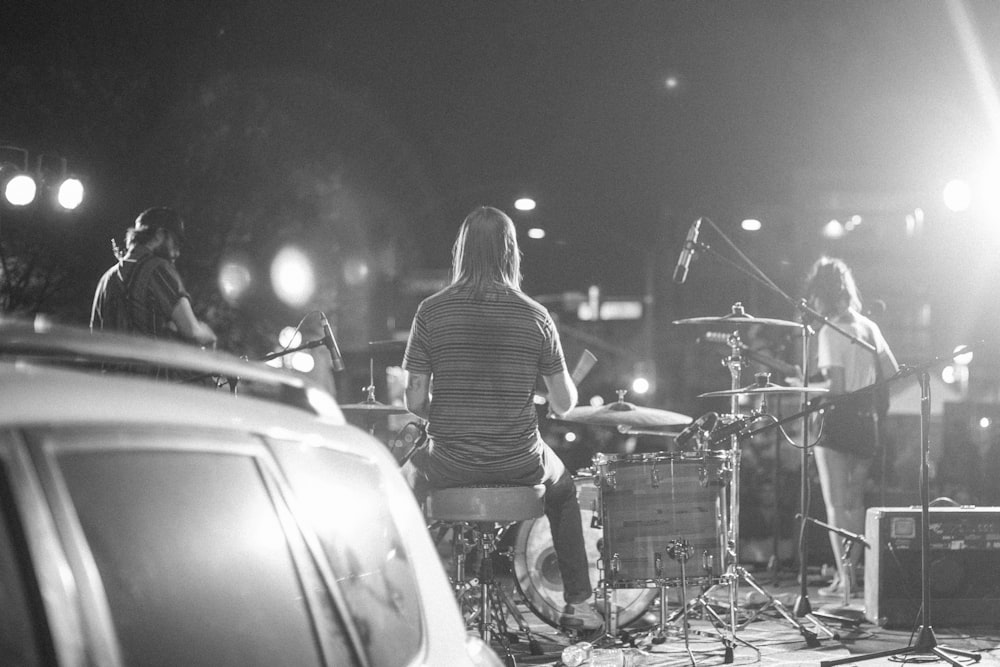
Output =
[
  {"x1": 672, "y1": 219, "x2": 841, "y2": 644},
  {"x1": 700, "y1": 334, "x2": 827, "y2": 646}
]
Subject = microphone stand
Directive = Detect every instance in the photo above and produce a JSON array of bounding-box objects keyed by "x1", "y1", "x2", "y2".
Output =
[
  {"x1": 734, "y1": 345, "x2": 986, "y2": 666},
  {"x1": 678, "y1": 218, "x2": 839, "y2": 641}
]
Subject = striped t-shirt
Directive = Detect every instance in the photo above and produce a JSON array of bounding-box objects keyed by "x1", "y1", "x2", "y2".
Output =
[{"x1": 402, "y1": 283, "x2": 565, "y2": 478}]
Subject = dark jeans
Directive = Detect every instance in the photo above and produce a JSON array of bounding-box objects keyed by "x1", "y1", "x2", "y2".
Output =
[{"x1": 402, "y1": 438, "x2": 593, "y2": 604}]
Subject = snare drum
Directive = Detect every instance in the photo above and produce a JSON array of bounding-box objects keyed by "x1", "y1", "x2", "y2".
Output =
[
  {"x1": 511, "y1": 472, "x2": 657, "y2": 628},
  {"x1": 594, "y1": 451, "x2": 730, "y2": 588}
]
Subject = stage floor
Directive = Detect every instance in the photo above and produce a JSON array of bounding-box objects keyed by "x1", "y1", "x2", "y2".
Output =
[{"x1": 489, "y1": 568, "x2": 1000, "y2": 666}]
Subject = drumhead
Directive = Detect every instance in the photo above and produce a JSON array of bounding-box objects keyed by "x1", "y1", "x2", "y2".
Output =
[{"x1": 511, "y1": 474, "x2": 656, "y2": 629}]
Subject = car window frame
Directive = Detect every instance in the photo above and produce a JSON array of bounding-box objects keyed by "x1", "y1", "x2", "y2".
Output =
[
  {"x1": 0, "y1": 430, "x2": 86, "y2": 667},
  {"x1": 23, "y1": 424, "x2": 372, "y2": 667}
]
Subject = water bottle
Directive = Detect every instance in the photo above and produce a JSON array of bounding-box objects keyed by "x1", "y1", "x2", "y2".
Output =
[
  {"x1": 589, "y1": 647, "x2": 645, "y2": 666},
  {"x1": 560, "y1": 641, "x2": 591, "y2": 667},
  {"x1": 560, "y1": 643, "x2": 646, "y2": 666}
]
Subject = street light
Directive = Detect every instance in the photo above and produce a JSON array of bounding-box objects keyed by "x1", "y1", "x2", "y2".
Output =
[
  {"x1": 0, "y1": 147, "x2": 85, "y2": 212},
  {"x1": 0, "y1": 147, "x2": 37, "y2": 207}
]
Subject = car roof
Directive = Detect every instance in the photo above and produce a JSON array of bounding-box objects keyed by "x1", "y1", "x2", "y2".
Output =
[
  {"x1": 0, "y1": 317, "x2": 346, "y2": 418},
  {"x1": 0, "y1": 359, "x2": 356, "y2": 435}
]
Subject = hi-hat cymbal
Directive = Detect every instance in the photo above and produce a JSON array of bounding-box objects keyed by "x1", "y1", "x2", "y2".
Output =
[
  {"x1": 558, "y1": 402, "x2": 691, "y2": 428},
  {"x1": 698, "y1": 383, "x2": 828, "y2": 398},
  {"x1": 339, "y1": 401, "x2": 411, "y2": 415}
]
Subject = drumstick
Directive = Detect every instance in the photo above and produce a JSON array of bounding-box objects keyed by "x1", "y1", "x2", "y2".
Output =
[{"x1": 570, "y1": 349, "x2": 597, "y2": 385}]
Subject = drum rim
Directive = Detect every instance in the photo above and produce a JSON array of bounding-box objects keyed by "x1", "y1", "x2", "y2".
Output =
[{"x1": 592, "y1": 450, "x2": 731, "y2": 465}]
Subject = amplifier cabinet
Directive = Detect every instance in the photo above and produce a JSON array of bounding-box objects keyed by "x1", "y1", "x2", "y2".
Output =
[{"x1": 865, "y1": 506, "x2": 1000, "y2": 628}]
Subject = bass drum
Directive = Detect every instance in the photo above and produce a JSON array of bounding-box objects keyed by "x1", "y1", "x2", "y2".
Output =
[{"x1": 511, "y1": 473, "x2": 657, "y2": 629}]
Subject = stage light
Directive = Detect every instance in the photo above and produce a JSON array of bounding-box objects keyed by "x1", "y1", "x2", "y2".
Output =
[
  {"x1": 1, "y1": 167, "x2": 37, "y2": 207},
  {"x1": 953, "y1": 345, "x2": 974, "y2": 365},
  {"x1": 943, "y1": 178, "x2": 972, "y2": 213},
  {"x1": 514, "y1": 197, "x2": 536, "y2": 211},
  {"x1": 290, "y1": 351, "x2": 315, "y2": 373},
  {"x1": 55, "y1": 176, "x2": 84, "y2": 210},
  {"x1": 631, "y1": 377, "x2": 650, "y2": 395},
  {"x1": 527, "y1": 227, "x2": 546, "y2": 239},
  {"x1": 740, "y1": 218, "x2": 762, "y2": 231},
  {"x1": 822, "y1": 219, "x2": 846, "y2": 239},
  {"x1": 270, "y1": 245, "x2": 316, "y2": 308},
  {"x1": 564, "y1": 431, "x2": 578, "y2": 443},
  {"x1": 278, "y1": 326, "x2": 303, "y2": 348},
  {"x1": 218, "y1": 259, "x2": 253, "y2": 304}
]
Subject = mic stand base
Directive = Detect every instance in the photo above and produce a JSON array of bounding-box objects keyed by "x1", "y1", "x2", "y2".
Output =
[{"x1": 819, "y1": 625, "x2": 982, "y2": 667}]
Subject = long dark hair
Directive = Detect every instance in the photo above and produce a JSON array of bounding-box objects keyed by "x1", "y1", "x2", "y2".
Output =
[
  {"x1": 805, "y1": 256, "x2": 862, "y2": 316},
  {"x1": 450, "y1": 206, "x2": 522, "y2": 297}
]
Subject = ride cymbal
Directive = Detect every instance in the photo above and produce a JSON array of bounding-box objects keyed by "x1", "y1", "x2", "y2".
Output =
[
  {"x1": 558, "y1": 402, "x2": 691, "y2": 428},
  {"x1": 698, "y1": 384, "x2": 828, "y2": 398},
  {"x1": 673, "y1": 314, "x2": 801, "y2": 328},
  {"x1": 673, "y1": 301, "x2": 801, "y2": 329}
]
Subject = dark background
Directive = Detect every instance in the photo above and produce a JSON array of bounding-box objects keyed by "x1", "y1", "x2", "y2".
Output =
[{"x1": 3, "y1": 1, "x2": 1000, "y2": 523}]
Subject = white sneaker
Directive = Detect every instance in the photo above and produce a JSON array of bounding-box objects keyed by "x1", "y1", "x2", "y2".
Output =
[{"x1": 560, "y1": 598, "x2": 605, "y2": 631}]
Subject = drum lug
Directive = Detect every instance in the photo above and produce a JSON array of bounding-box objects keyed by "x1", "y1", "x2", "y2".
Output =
[
  {"x1": 610, "y1": 553, "x2": 621, "y2": 574},
  {"x1": 649, "y1": 464, "x2": 659, "y2": 488},
  {"x1": 654, "y1": 552, "x2": 663, "y2": 576},
  {"x1": 589, "y1": 498, "x2": 602, "y2": 528}
]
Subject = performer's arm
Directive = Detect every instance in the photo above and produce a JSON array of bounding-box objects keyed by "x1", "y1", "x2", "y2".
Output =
[
  {"x1": 405, "y1": 371, "x2": 431, "y2": 419},
  {"x1": 171, "y1": 297, "x2": 217, "y2": 347},
  {"x1": 542, "y1": 368, "x2": 577, "y2": 417}
]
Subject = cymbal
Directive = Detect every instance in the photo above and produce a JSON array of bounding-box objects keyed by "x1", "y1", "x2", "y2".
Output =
[
  {"x1": 339, "y1": 401, "x2": 411, "y2": 415},
  {"x1": 698, "y1": 383, "x2": 828, "y2": 398},
  {"x1": 558, "y1": 402, "x2": 691, "y2": 428},
  {"x1": 673, "y1": 314, "x2": 801, "y2": 329}
]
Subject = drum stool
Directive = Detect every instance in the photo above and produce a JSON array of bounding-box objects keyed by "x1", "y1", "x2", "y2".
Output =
[{"x1": 426, "y1": 484, "x2": 547, "y2": 660}]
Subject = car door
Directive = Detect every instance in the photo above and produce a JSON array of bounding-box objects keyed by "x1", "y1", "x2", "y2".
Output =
[{"x1": 10, "y1": 425, "x2": 363, "y2": 667}]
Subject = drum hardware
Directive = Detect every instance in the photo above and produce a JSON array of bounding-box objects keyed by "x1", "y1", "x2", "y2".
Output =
[
  {"x1": 674, "y1": 318, "x2": 830, "y2": 648},
  {"x1": 340, "y1": 346, "x2": 412, "y2": 434},
  {"x1": 675, "y1": 218, "x2": 842, "y2": 647},
  {"x1": 510, "y1": 474, "x2": 657, "y2": 634}
]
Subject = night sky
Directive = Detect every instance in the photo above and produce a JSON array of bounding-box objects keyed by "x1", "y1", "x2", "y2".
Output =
[{"x1": 3, "y1": 1, "x2": 999, "y2": 403}]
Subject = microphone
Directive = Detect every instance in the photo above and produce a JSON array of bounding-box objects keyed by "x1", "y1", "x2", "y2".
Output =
[
  {"x1": 675, "y1": 411, "x2": 718, "y2": 449},
  {"x1": 672, "y1": 218, "x2": 702, "y2": 284},
  {"x1": 320, "y1": 314, "x2": 346, "y2": 373},
  {"x1": 708, "y1": 414, "x2": 756, "y2": 445}
]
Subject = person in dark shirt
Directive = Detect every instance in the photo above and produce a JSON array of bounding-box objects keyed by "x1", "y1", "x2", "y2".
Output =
[
  {"x1": 401, "y1": 206, "x2": 601, "y2": 631},
  {"x1": 91, "y1": 207, "x2": 216, "y2": 349}
]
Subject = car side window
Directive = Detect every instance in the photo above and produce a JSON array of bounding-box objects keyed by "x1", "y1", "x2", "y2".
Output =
[
  {"x1": 0, "y1": 456, "x2": 52, "y2": 666},
  {"x1": 271, "y1": 441, "x2": 423, "y2": 667},
  {"x1": 54, "y1": 447, "x2": 344, "y2": 667}
]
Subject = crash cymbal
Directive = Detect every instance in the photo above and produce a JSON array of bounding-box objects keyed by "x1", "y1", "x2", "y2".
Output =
[
  {"x1": 673, "y1": 302, "x2": 801, "y2": 329},
  {"x1": 339, "y1": 401, "x2": 411, "y2": 415},
  {"x1": 558, "y1": 402, "x2": 691, "y2": 428},
  {"x1": 698, "y1": 383, "x2": 828, "y2": 398}
]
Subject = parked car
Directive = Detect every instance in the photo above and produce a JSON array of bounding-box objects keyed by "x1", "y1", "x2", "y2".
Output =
[{"x1": 0, "y1": 318, "x2": 500, "y2": 667}]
